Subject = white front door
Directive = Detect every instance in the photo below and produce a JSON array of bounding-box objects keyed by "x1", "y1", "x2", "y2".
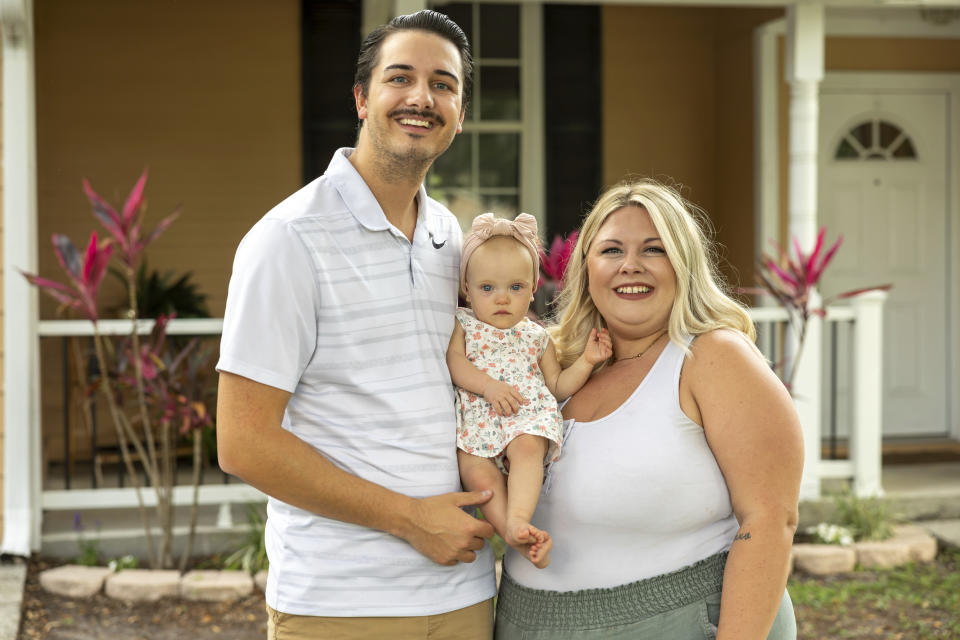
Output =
[{"x1": 818, "y1": 85, "x2": 950, "y2": 437}]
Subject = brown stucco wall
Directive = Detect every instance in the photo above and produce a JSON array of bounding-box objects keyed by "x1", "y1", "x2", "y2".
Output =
[
  {"x1": 34, "y1": 0, "x2": 302, "y2": 465},
  {"x1": 602, "y1": 6, "x2": 782, "y2": 288}
]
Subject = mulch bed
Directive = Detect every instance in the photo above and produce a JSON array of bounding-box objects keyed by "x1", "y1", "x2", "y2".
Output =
[{"x1": 20, "y1": 549, "x2": 960, "y2": 639}]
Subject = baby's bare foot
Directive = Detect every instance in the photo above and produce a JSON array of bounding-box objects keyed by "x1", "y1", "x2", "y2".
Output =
[
  {"x1": 528, "y1": 530, "x2": 552, "y2": 569},
  {"x1": 504, "y1": 519, "x2": 552, "y2": 569}
]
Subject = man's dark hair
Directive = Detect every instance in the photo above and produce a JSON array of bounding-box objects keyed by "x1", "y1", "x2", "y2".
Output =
[{"x1": 354, "y1": 10, "x2": 473, "y2": 108}]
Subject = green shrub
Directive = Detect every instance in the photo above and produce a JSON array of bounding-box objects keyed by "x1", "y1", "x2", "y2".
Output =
[
  {"x1": 830, "y1": 491, "x2": 895, "y2": 542},
  {"x1": 224, "y1": 503, "x2": 269, "y2": 574}
]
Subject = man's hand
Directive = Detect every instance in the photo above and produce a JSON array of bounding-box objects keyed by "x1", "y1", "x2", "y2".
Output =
[
  {"x1": 583, "y1": 328, "x2": 613, "y2": 365},
  {"x1": 402, "y1": 490, "x2": 496, "y2": 566},
  {"x1": 483, "y1": 380, "x2": 526, "y2": 416}
]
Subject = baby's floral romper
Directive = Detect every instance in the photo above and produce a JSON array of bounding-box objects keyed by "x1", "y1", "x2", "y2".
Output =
[{"x1": 454, "y1": 308, "x2": 563, "y2": 473}]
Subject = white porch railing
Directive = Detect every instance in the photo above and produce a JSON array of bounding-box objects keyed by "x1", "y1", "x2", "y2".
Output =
[
  {"x1": 34, "y1": 296, "x2": 885, "y2": 545},
  {"x1": 36, "y1": 318, "x2": 264, "y2": 543},
  {"x1": 749, "y1": 290, "x2": 887, "y2": 498}
]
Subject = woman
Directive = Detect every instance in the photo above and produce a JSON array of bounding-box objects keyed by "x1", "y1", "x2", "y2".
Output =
[{"x1": 495, "y1": 179, "x2": 802, "y2": 639}]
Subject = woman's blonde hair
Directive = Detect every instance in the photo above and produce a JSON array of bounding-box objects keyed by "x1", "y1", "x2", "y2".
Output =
[{"x1": 550, "y1": 178, "x2": 756, "y2": 367}]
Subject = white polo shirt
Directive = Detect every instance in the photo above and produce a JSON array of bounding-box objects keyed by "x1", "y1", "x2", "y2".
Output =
[{"x1": 217, "y1": 148, "x2": 495, "y2": 617}]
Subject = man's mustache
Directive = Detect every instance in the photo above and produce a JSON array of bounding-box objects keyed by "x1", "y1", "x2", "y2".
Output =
[{"x1": 388, "y1": 108, "x2": 446, "y2": 127}]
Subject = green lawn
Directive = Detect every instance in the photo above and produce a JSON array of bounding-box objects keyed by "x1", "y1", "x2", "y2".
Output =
[{"x1": 789, "y1": 547, "x2": 960, "y2": 639}]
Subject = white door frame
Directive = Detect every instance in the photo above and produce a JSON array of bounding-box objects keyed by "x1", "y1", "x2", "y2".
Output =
[{"x1": 755, "y1": 19, "x2": 960, "y2": 440}]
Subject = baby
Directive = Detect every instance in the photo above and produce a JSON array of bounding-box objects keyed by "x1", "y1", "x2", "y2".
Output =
[{"x1": 447, "y1": 213, "x2": 611, "y2": 567}]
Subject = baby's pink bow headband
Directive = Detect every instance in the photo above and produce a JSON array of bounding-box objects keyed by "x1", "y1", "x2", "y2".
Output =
[{"x1": 460, "y1": 212, "x2": 541, "y2": 293}]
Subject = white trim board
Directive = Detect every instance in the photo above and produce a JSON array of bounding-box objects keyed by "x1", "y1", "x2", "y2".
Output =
[{"x1": 1, "y1": 0, "x2": 41, "y2": 557}]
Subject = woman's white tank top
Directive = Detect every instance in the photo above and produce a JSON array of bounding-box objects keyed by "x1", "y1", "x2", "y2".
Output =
[{"x1": 504, "y1": 337, "x2": 740, "y2": 591}]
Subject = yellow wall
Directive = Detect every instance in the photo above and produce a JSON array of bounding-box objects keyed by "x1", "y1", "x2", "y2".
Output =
[
  {"x1": 603, "y1": 6, "x2": 782, "y2": 287},
  {"x1": 34, "y1": 0, "x2": 302, "y2": 464},
  {"x1": 604, "y1": 10, "x2": 960, "y2": 289},
  {"x1": 827, "y1": 37, "x2": 960, "y2": 71}
]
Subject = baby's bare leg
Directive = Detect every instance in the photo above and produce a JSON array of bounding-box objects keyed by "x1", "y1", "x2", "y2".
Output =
[
  {"x1": 503, "y1": 434, "x2": 553, "y2": 568},
  {"x1": 457, "y1": 450, "x2": 508, "y2": 535},
  {"x1": 457, "y1": 447, "x2": 549, "y2": 567}
]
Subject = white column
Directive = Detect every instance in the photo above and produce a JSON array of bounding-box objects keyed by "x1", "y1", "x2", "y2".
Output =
[
  {"x1": 362, "y1": 0, "x2": 392, "y2": 36},
  {"x1": 851, "y1": 291, "x2": 886, "y2": 497},
  {"x1": 520, "y1": 3, "x2": 545, "y2": 232},
  {"x1": 785, "y1": 3, "x2": 824, "y2": 501},
  {"x1": 1, "y1": 0, "x2": 41, "y2": 555}
]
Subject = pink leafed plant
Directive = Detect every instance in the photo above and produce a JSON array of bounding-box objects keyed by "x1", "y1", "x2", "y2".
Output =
[
  {"x1": 538, "y1": 230, "x2": 579, "y2": 290},
  {"x1": 741, "y1": 227, "x2": 891, "y2": 388},
  {"x1": 22, "y1": 232, "x2": 114, "y2": 321},
  {"x1": 84, "y1": 169, "x2": 180, "y2": 270},
  {"x1": 20, "y1": 172, "x2": 213, "y2": 571}
]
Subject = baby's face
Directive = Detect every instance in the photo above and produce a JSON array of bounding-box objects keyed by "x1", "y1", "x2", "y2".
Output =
[{"x1": 464, "y1": 236, "x2": 535, "y2": 330}]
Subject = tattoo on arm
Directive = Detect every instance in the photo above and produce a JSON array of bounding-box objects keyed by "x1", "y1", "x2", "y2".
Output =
[{"x1": 734, "y1": 532, "x2": 752, "y2": 542}]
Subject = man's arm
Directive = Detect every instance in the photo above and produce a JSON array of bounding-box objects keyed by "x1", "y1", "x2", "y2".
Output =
[{"x1": 216, "y1": 371, "x2": 494, "y2": 565}]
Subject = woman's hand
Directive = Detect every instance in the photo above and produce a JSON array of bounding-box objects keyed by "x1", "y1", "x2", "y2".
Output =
[
  {"x1": 583, "y1": 328, "x2": 613, "y2": 365},
  {"x1": 483, "y1": 379, "x2": 526, "y2": 416}
]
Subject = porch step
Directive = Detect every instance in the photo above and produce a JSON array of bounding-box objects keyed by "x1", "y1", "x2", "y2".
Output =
[
  {"x1": 919, "y1": 519, "x2": 960, "y2": 549},
  {"x1": 799, "y1": 462, "x2": 960, "y2": 528},
  {"x1": 0, "y1": 559, "x2": 27, "y2": 640},
  {"x1": 820, "y1": 439, "x2": 960, "y2": 464}
]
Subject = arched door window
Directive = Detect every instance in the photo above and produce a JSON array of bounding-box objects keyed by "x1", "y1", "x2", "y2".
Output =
[{"x1": 834, "y1": 118, "x2": 917, "y2": 161}]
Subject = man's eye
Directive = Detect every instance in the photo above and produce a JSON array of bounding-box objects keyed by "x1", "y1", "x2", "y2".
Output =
[
  {"x1": 389, "y1": 76, "x2": 408, "y2": 84},
  {"x1": 433, "y1": 81, "x2": 450, "y2": 90}
]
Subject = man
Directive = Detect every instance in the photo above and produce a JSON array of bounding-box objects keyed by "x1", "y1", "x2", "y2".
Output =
[{"x1": 216, "y1": 11, "x2": 496, "y2": 639}]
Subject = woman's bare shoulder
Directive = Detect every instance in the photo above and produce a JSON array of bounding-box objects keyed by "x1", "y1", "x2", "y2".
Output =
[
  {"x1": 683, "y1": 328, "x2": 769, "y2": 388},
  {"x1": 689, "y1": 328, "x2": 760, "y2": 361}
]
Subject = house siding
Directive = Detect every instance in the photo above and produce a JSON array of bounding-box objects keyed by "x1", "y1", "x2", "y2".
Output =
[
  {"x1": 34, "y1": 0, "x2": 302, "y2": 468},
  {"x1": 602, "y1": 6, "x2": 782, "y2": 289}
]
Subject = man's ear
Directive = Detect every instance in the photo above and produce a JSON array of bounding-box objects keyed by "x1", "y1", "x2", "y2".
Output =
[
  {"x1": 354, "y1": 85, "x2": 368, "y2": 120},
  {"x1": 456, "y1": 106, "x2": 466, "y2": 134}
]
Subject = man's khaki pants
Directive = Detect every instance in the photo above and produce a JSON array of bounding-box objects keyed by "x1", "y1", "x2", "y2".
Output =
[{"x1": 266, "y1": 599, "x2": 494, "y2": 640}]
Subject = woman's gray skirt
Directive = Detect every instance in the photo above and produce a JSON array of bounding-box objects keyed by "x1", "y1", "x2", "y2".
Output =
[{"x1": 495, "y1": 552, "x2": 796, "y2": 639}]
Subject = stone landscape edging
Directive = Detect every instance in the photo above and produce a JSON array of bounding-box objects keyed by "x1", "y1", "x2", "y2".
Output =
[
  {"x1": 40, "y1": 566, "x2": 269, "y2": 603},
  {"x1": 38, "y1": 524, "x2": 938, "y2": 601},
  {"x1": 790, "y1": 523, "x2": 937, "y2": 576}
]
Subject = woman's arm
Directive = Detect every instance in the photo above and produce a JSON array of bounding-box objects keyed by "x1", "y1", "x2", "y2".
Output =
[
  {"x1": 540, "y1": 329, "x2": 612, "y2": 401},
  {"x1": 446, "y1": 321, "x2": 525, "y2": 415},
  {"x1": 683, "y1": 330, "x2": 803, "y2": 640}
]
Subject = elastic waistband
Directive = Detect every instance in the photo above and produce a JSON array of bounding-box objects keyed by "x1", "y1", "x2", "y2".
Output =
[{"x1": 496, "y1": 552, "x2": 727, "y2": 631}]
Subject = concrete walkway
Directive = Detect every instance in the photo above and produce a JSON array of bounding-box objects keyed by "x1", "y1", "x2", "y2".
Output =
[
  {"x1": 0, "y1": 559, "x2": 27, "y2": 640},
  {"x1": 919, "y1": 519, "x2": 960, "y2": 549}
]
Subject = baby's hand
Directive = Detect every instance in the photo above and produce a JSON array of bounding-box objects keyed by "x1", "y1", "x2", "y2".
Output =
[
  {"x1": 483, "y1": 380, "x2": 526, "y2": 416},
  {"x1": 584, "y1": 328, "x2": 613, "y2": 365}
]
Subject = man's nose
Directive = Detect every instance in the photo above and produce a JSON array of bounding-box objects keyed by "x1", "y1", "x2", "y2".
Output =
[{"x1": 406, "y1": 79, "x2": 435, "y2": 110}]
